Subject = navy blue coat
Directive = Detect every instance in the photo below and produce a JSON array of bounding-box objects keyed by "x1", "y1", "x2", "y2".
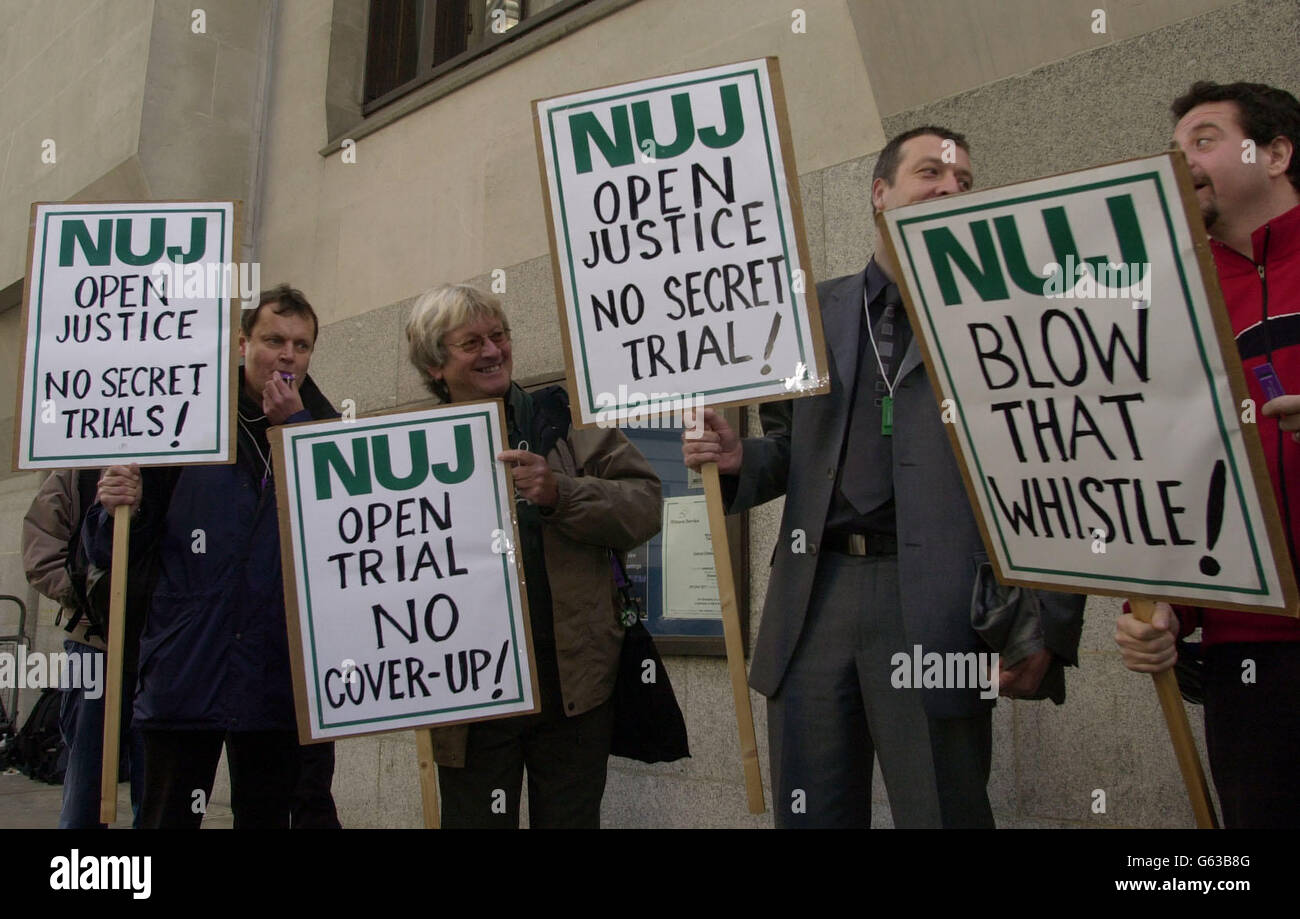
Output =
[{"x1": 85, "y1": 375, "x2": 336, "y2": 731}]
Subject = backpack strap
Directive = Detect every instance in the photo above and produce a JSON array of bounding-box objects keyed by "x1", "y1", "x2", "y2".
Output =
[
  {"x1": 60, "y1": 470, "x2": 103, "y2": 631},
  {"x1": 529, "y1": 384, "x2": 572, "y2": 461}
]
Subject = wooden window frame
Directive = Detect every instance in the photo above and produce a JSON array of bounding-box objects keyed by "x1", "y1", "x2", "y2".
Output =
[{"x1": 362, "y1": 0, "x2": 590, "y2": 116}]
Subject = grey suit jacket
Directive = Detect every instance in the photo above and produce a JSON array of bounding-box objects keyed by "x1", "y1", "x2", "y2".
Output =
[{"x1": 725, "y1": 264, "x2": 1084, "y2": 719}]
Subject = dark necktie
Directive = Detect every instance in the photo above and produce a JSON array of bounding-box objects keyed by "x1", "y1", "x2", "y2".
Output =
[{"x1": 838, "y1": 284, "x2": 910, "y2": 515}]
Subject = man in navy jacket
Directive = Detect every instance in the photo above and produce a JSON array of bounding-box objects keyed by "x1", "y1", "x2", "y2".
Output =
[{"x1": 88, "y1": 284, "x2": 338, "y2": 828}]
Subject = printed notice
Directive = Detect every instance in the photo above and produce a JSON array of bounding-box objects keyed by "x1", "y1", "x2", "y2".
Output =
[{"x1": 661, "y1": 494, "x2": 721, "y2": 619}]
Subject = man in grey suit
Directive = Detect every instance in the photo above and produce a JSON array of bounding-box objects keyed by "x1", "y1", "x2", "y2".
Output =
[{"x1": 684, "y1": 127, "x2": 1085, "y2": 828}]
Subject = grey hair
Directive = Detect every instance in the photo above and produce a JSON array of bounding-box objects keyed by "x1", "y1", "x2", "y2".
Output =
[{"x1": 405, "y1": 284, "x2": 510, "y2": 400}]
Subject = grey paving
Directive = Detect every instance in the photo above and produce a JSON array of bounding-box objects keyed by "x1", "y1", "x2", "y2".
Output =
[{"x1": 0, "y1": 768, "x2": 233, "y2": 829}]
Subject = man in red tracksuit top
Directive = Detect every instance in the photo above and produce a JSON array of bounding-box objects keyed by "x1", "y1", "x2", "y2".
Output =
[{"x1": 1116, "y1": 81, "x2": 1300, "y2": 828}]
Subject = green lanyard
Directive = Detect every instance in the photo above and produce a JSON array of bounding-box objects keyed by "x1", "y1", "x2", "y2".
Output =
[{"x1": 864, "y1": 292, "x2": 903, "y2": 436}]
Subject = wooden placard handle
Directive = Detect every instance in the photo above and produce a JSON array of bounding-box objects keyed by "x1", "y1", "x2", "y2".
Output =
[
  {"x1": 701, "y1": 462, "x2": 766, "y2": 814},
  {"x1": 416, "y1": 729, "x2": 441, "y2": 829},
  {"x1": 98, "y1": 504, "x2": 130, "y2": 825},
  {"x1": 1129, "y1": 598, "x2": 1219, "y2": 829}
]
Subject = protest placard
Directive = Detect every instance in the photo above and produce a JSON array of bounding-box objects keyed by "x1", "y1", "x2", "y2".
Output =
[
  {"x1": 270, "y1": 401, "x2": 537, "y2": 743},
  {"x1": 534, "y1": 57, "x2": 828, "y2": 428},
  {"x1": 879, "y1": 151, "x2": 1298, "y2": 617},
  {"x1": 11, "y1": 200, "x2": 241, "y2": 824},
  {"x1": 532, "y1": 59, "x2": 831, "y2": 815},
  {"x1": 878, "y1": 151, "x2": 1298, "y2": 827},
  {"x1": 13, "y1": 201, "x2": 239, "y2": 470}
]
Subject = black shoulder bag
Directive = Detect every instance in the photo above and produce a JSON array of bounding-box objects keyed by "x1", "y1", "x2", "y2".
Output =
[{"x1": 530, "y1": 385, "x2": 689, "y2": 763}]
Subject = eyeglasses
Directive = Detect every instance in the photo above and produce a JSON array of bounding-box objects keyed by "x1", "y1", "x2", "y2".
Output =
[{"x1": 445, "y1": 328, "x2": 511, "y2": 355}]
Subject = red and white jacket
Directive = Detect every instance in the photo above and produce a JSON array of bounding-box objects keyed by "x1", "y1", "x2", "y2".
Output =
[{"x1": 1181, "y1": 202, "x2": 1300, "y2": 646}]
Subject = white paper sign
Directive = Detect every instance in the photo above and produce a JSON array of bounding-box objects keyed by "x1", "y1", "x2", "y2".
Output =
[
  {"x1": 273, "y1": 402, "x2": 537, "y2": 741},
  {"x1": 661, "y1": 494, "x2": 721, "y2": 620},
  {"x1": 15, "y1": 202, "x2": 237, "y2": 469},
  {"x1": 881, "y1": 153, "x2": 1296, "y2": 614},
  {"x1": 535, "y1": 58, "x2": 828, "y2": 427}
]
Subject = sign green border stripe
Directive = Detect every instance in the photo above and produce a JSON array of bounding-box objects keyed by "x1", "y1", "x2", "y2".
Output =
[
  {"x1": 288, "y1": 410, "x2": 528, "y2": 731},
  {"x1": 897, "y1": 170, "x2": 1268, "y2": 595}
]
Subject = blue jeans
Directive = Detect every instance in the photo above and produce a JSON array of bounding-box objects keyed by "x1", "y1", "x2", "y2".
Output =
[{"x1": 57, "y1": 640, "x2": 146, "y2": 829}]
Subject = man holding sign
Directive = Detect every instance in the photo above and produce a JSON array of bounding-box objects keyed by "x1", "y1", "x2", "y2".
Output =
[
  {"x1": 1116, "y1": 81, "x2": 1300, "y2": 827},
  {"x1": 687, "y1": 127, "x2": 1085, "y2": 828},
  {"x1": 87, "y1": 285, "x2": 339, "y2": 828}
]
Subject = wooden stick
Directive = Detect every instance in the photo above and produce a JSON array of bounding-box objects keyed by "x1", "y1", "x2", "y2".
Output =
[
  {"x1": 415, "y1": 729, "x2": 441, "y2": 829},
  {"x1": 1129, "y1": 598, "x2": 1219, "y2": 829},
  {"x1": 701, "y1": 462, "x2": 766, "y2": 814},
  {"x1": 98, "y1": 504, "x2": 131, "y2": 825}
]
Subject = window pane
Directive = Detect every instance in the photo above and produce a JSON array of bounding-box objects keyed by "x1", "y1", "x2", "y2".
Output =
[
  {"x1": 365, "y1": 0, "x2": 421, "y2": 103},
  {"x1": 432, "y1": 0, "x2": 472, "y2": 66},
  {"x1": 485, "y1": 0, "x2": 523, "y2": 36}
]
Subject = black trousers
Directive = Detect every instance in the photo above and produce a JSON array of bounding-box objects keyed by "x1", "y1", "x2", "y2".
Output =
[
  {"x1": 140, "y1": 730, "x2": 301, "y2": 829},
  {"x1": 438, "y1": 649, "x2": 614, "y2": 828},
  {"x1": 293, "y1": 742, "x2": 341, "y2": 829},
  {"x1": 927, "y1": 712, "x2": 994, "y2": 828},
  {"x1": 1203, "y1": 642, "x2": 1300, "y2": 828}
]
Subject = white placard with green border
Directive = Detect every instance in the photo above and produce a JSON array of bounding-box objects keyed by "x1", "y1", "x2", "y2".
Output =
[
  {"x1": 270, "y1": 401, "x2": 538, "y2": 742},
  {"x1": 14, "y1": 201, "x2": 238, "y2": 470},
  {"x1": 879, "y1": 151, "x2": 1298, "y2": 615},
  {"x1": 534, "y1": 57, "x2": 829, "y2": 428}
]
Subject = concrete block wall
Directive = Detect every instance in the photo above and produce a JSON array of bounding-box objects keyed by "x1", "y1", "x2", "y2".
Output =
[
  {"x1": 0, "y1": 0, "x2": 155, "y2": 289},
  {"x1": 138, "y1": 0, "x2": 272, "y2": 215}
]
